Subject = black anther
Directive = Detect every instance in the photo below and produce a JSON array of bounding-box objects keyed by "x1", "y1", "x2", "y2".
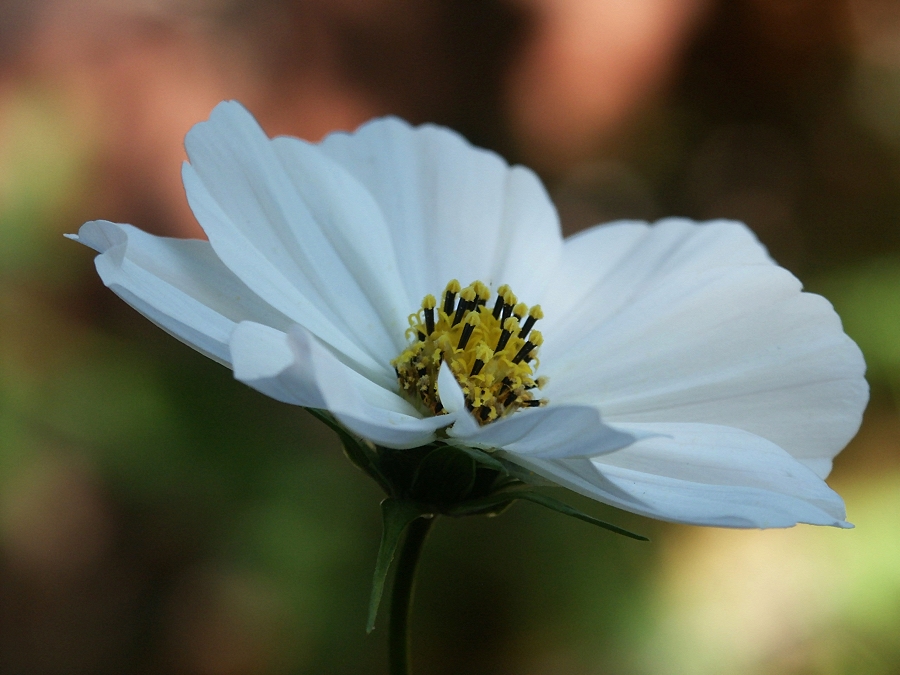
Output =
[
  {"x1": 452, "y1": 301, "x2": 469, "y2": 327},
  {"x1": 512, "y1": 341, "x2": 534, "y2": 364},
  {"x1": 457, "y1": 323, "x2": 476, "y2": 349},
  {"x1": 518, "y1": 315, "x2": 537, "y2": 338},
  {"x1": 494, "y1": 329, "x2": 512, "y2": 353},
  {"x1": 443, "y1": 289, "x2": 456, "y2": 315},
  {"x1": 470, "y1": 359, "x2": 485, "y2": 376},
  {"x1": 491, "y1": 295, "x2": 504, "y2": 319}
]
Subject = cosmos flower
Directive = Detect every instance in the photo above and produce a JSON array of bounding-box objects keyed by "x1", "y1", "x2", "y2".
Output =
[{"x1": 70, "y1": 101, "x2": 867, "y2": 529}]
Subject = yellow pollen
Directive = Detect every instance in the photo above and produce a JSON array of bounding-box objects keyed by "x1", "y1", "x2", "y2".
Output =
[{"x1": 392, "y1": 279, "x2": 547, "y2": 424}]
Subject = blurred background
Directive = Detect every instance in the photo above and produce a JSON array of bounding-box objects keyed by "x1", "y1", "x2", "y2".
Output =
[{"x1": 1, "y1": 0, "x2": 899, "y2": 673}]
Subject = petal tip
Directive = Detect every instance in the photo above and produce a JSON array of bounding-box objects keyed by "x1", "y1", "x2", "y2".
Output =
[{"x1": 73, "y1": 220, "x2": 129, "y2": 259}]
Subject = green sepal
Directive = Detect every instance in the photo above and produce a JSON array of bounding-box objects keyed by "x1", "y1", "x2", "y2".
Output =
[
  {"x1": 450, "y1": 444, "x2": 507, "y2": 473},
  {"x1": 448, "y1": 496, "x2": 516, "y2": 518},
  {"x1": 307, "y1": 409, "x2": 392, "y2": 495},
  {"x1": 368, "y1": 498, "x2": 433, "y2": 633},
  {"x1": 442, "y1": 490, "x2": 523, "y2": 517},
  {"x1": 409, "y1": 445, "x2": 477, "y2": 505},
  {"x1": 493, "y1": 455, "x2": 558, "y2": 486},
  {"x1": 516, "y1": 491, "x2": 649, "y2": 540},
  {"x1": 444, "y1": 489, "x2": 648, "y2": 541}
]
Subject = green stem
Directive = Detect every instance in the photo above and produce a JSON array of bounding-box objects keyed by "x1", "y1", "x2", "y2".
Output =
[{"x1": 389, "y1": 515, "x2": 435, "y2": 675}]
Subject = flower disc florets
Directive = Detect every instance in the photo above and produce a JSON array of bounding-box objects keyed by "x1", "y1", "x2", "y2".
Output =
[{"x1": 393, "y1": 280, "x2": 547, "y2": 424}]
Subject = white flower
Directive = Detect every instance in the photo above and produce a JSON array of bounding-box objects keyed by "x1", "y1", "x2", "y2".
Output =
[{"x1": 70, "y1": 101, "x2": 868, "y2": 529}]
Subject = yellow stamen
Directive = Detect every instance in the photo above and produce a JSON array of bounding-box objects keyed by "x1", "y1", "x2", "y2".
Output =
[{"x1": 392, "y1": 280, "x2": 547, "y2": 424}]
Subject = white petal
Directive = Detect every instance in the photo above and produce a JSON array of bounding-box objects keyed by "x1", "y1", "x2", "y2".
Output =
[
  {"x1": 506, "y1": 423, "x2": 849, "y2": 528},
  {"x1": 182, "y1": 101, "x2": 404, "y2": 388},
  {"x1": 436, "y1": 361, "x2": 474, "y2": 430},
  {"x1": 229, "y1": 322, "x2": 454, "y2": 449},
  {"x1": 539, "y1": 218, "x2": 773, "y2": 345},
  {"x1": 436, "y1": 362, "x2": 639, "y2": 458},
  {"x1": 229, "y1": 321, "x2": 326, "y2": 408},
  {"x1": 488, "y1": 165, "x2": 564, "y2": 301},
  {"x1": 541, "y1": 222, "x2": 867, "y2": 477},
  {"x1": 271, "y1": 134, "x2": 411, "y2": 344},
  {"x1": 450, "y1": 405, "x2": 639, "y2": 459},
  {"x1": 318, "y1": 117, "x2": 563, "y2": 303},
  {"x1": 69, "y1": 220, "x2": 292, "y2": 365}
]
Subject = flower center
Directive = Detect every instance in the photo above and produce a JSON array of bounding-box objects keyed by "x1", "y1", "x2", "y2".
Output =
[{"x1": 392, "y1": 280, "x2": 547, "y2": 425}]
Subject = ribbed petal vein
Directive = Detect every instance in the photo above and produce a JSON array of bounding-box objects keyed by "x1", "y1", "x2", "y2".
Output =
[
  {"x1": 318, "y1": 117, "x2": 562, "y2": 304},
  {"x1": 230, "y1": 322, "x2": 454, "y2": 449},
  {"x1": 507, "y1": 422, "x2": 848, "y2": 528},
  {"x1": 540, "y1": 223, "x2": 866, "y2": 477},
  {"x1": 70, "y1": 220, "x2": 292, "y2": 365},
  {"x1": 183, "y1": 101, "x2": 408, "y2": 387}
]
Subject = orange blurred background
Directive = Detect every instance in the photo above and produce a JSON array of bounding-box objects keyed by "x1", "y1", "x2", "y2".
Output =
[{"x1": 1, "y1": 1, "x2": 899, "y2": 673}]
